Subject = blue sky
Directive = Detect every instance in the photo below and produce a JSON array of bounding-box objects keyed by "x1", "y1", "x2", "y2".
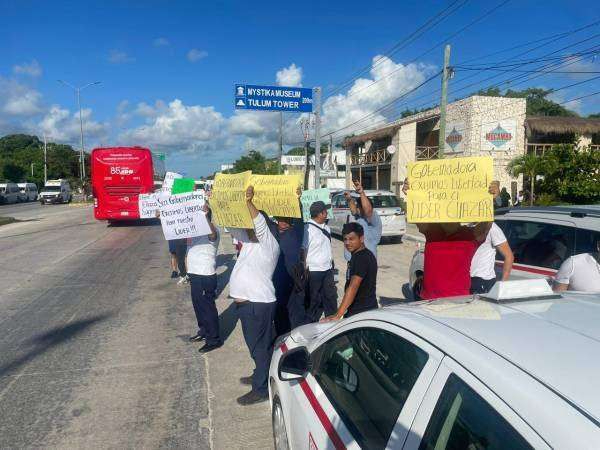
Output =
[{"x1": 1, "y1": 0, "x2": 599, "y2": 176}]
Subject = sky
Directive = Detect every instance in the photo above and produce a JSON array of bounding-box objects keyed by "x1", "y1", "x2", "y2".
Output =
[{"x1": 1, "y1": 0, "x2": 599, "y2": 176}]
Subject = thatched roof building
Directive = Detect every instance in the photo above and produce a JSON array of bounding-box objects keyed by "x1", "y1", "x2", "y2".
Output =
[{"x1": 525, "y1": 117, "x2": 600, "y2": 137}]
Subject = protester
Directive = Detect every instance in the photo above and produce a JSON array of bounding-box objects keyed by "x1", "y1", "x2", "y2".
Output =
[
  {"x1": 553, "y1": 236, "x2": 600, "y2": 293},
  {"x1": 470, "y1": 222, "x2": 514, "y2": 294},
  {"x1": 186, "y1": 204, "x2": 222, "y2": 352},
  {"x1": 302, "y1": 201, "x2": 337, "y2": 322},
  {"x1": 499, "y1": 187, "x2": 511, "y2": 208},
  {"x1": 168, "y1": 240, "x2": 180, "y2": 279},
  {"x1": 514, "y1": 190, "x2": 524, "y2": 207},
  {"x1": 229, "y1": 185, "x2": 280, "y2": 406},
  {"x1": 343, "y1": 180, "x2": 382, "y2": 262},
  {"x1": 174, "y1": 238, "x2": 189, "y2": 284},
  {"x1": 323, "y1": 222, "x2": 378, "y2": 320}
]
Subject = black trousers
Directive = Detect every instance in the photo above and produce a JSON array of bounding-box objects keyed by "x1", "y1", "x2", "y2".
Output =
[
  {"x1": 288, "y1": 289, "x2": 309, "y2": 330},
  {"x1": 175, "y1": 239, "x2": 187, "y2": 276},
  {"x1": 274, "y1": 276, "x2": 292, "y2": 337},
  {"x1": 307, "y1": 269, "x2": 338, "y2": 322},
  {"x1": 189, "y1": 274, "x2": 220, "y2": 345},
  {"x1": 237, "y1": 301, "x2": 276, "y2": 396},
  {"x1": 470, "y1": 277, "x2": 496, "y2": 294}
]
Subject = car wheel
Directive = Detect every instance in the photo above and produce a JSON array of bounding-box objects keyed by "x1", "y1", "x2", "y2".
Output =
[{"x1": 272, "y1": 396, "x2": 290, "y2": 450}]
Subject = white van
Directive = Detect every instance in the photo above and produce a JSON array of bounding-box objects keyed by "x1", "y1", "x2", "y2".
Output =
[
  {"x1": 39, "y1": 179, "x2": 72, "y2": 204},
  {"x1": 0, "y1": 182, "x2": 21, "y2": 204},
  {"x1": 17, "y1": 183, "x2": 38, "y2": 202}
]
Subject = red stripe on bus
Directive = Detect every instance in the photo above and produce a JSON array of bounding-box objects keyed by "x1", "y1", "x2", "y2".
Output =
[
  {"x1": 280, "y1": 343, "x2": 347, "y2": 450},
  {"x1": 495, "y1": 261, "x2": 556, "y2": 277}
]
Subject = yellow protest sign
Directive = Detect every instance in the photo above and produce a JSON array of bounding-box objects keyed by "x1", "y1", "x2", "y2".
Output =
[
  {"x1": 407, "y1": 156, "x2": 493, "y2": 223},
  {"x1": 251, "y1": 174, "x2": 301, "y2": 218},
  {"x1": 211, "y1": 171, "x2": 253, "y2": 228}
]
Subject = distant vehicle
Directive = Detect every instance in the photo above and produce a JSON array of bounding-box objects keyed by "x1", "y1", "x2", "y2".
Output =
[
  {"x1": 329, "y1": 189, "x2": 406, "y2": 239},
  {"x1": 91, "y1": 146, "x2": 166, "y2": 221},
  {"x1": 39, "y1": 179, "x2": 72, "y2": 204},
  {"x1": 407, "y1": 206, "x2": 600, "y2": 294},
  {"x1": 0, "y1": 182, "x2": 21, "y2": 204},
  {"x1": 17, "y1": 183, "x2": 38, "y2": 202},
  {"x1": 270, "y1": 280, "x2": 600, "y2": 449}
]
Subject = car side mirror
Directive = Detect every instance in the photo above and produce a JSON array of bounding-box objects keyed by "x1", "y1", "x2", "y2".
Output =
[{"x1": 278, "y1": 346, "x2": 311, "y2": 382}]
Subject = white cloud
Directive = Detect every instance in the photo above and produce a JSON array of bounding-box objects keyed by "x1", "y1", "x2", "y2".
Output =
[
  {"x1": 276, "y1": 63, "x2": 303, "y2": 87},
  {"x1": 134, "y1": 100, "x2": 167, "y2": 118},
  {"x1": 187, "y1": 49, "x2": 208, "y2": 63},
  {"x1": 153, "y1": 37, "x2": 170, "y2": 47},
  {"x1": 547, "y1": 90, "x2": 583, "y2": 114},
  {"x1": 108, "y1": 50, "x2": 135, "y2": 64},
  {"x1": 13, "y1": 60, "x2": 42, "y2": 77},
  {"x1": 0, "y1": 77, "x2": 43, "y2": 116},
  {"x1": 39, "y1": 106, "x2": 108, "y2": 144}
]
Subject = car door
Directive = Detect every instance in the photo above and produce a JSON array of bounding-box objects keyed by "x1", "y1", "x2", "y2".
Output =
[
  {"x1": 286, "y1": 320, "x2": 443, "y2": 450},
  {"x1": 404, "y1": 357, "x2": 549, "y2": 450}
]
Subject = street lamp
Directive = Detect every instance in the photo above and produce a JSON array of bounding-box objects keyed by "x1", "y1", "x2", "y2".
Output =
[{"x1": 57, "y1": 80, "x2": 101, "y2": 181}]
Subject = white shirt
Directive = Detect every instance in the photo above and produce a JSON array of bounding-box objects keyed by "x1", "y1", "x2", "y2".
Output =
[
  {"x1": 470, "y1": 223, "x2": 507, "y2": 280},
  {"x1": 555, "y1": 253, "x2": 600, "y2": 292},
  {"x1": 186, "y1": 229, "x2": 220, "y2": 276},
  {"x1": 303, "y1": 220, "x2": 333, "y2": 272},
  {"x1": 344, "y1": 212, "x2": 383, "y2": 261},
  {"x1": 229, "y1": 214, "x2": 280, "y2": 303}
]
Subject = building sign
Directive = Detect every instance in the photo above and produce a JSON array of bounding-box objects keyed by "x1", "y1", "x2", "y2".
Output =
[
  {"x1": 480, "y1": 119, "x2": 517, "y2": 151},
  {"x1": 444, "y1": 121, "x2": 465, "y2": 153},
  {"x1": 281, "y1": 155, "x2": 307, "y2": 166},
  {"x1": 235, "y1": 84, "x2": 313, "y2": 112}
]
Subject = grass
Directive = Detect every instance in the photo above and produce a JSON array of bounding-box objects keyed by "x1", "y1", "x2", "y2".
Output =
[{"x1": 0, "y1": 216, "x2": 17, "y2": 226}]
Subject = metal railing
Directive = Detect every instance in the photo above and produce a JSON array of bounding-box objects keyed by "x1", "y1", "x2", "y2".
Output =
[
  {"x1": 527, "y1": 143, "x2": 600, "y2": 155},
  {"x1": 416, "y1": 146, "x2": 439, "y2": 160},
  {"x1": 349, "y1": 149, "x2": 390, "y2": 166}
]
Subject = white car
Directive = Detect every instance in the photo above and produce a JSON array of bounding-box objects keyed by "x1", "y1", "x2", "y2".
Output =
[
  {"x1": 269, "y1": 280, "x2": 600, "y2": 449},
  {"x1": 0, "y1": 182, "x2": 21, "y2": 204},
  {"x1": 408, "y1": 206, "x2": 600, "y2": 296},
  {"x1": 329, "y1": 190, "x2": 406, "y2": 239},
  {"x1": 39, "y1": 179, "x2": 72, "y2": 204}
]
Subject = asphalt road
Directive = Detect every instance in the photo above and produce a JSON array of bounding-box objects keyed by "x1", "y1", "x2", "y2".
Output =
[{"x1": 0, "y1": 204, "x2": 211, "y2": 448}]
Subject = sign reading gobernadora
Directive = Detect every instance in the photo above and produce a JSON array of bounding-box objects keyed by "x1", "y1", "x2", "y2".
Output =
[
  {"x1": 138, "y1": 193, "x2": 161, "y2": 219},
  {"x1": 407, "y1": 156, "x2": 493, "y2": 223},
  {"x1": 157, "y1": 191, "x2": 211, "y2": 240}
]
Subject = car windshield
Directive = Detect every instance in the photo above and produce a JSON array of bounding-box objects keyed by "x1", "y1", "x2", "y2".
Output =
[
  {"x1": 44, "y1": 186, "x2": 61, "y2": 192},
  {"x1": 370, "y1": 195, "x2": 400, "y2": 208}
]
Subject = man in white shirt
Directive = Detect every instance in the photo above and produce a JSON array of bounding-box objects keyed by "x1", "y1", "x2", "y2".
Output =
[
  {"x1": 229, "y1": 185, "x2": 280, "y2": 406},
  {"x1": 470, "y1": 222, "x2": 514, "y2": 294},
  {"x1": 302, "y1": 201, "x2": 337, "y2": 322},
  {"x1": 343, "y1": 181, "x2": 382, "y2": 262},
  {"x1": 554, "y1": 236, "x2": 600, "y2": 292},
  {"x1": 186, "y1": 205, "x2": 221, "y2": 353}
]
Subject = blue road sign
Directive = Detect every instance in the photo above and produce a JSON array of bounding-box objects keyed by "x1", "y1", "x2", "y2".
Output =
[{"x1": 235, "y1": 84, "x2": 313, "y2": 112}]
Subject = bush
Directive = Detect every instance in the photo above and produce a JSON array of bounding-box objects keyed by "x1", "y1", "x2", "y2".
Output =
[{"x1": 534, "y1": 193, "x2": 561, "y2": 206}]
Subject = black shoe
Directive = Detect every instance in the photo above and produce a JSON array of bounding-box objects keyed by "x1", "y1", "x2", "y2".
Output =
[
  {"x1": 239, "y1": 376, "x2": 253, "y2": 386},
  {"x1": 171, "y1": 271, "x2": 179, "y2": 279},
  {"x1": 236, "y1": 390, "x2": 268, "y2": 406},
  {"x1": 189, "y1": 333, "x2": 205, "y2": 342},
  {"x1": 198, "y1": 342, "x2": 223, "y2": 354}
]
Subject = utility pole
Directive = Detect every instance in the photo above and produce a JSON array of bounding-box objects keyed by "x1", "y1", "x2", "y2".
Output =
[
  {"x1": 43, "y1": 133, "x2": 47, "y2": 184},
  {"x1": 300, "y1": 117, "x2": 310, "y2": 188},
  {"x1": 31, "y1": 163, "x2": 34, "y2": 177},
  {"x1": 278, "y1": 111, "x2": 283, "y2": 174},
  {"x1": 313, "y1": 87, "x2": 322, "y2": 189},
  {"x1": 438, "y1": 45, "x2": 451, "y2": 159},
  {"x1": 330, "y1": 135, "x2": 337, "y2": 178}
]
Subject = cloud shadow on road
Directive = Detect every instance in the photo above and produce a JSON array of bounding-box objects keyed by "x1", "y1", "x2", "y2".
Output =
[{"x1": 0, "y1": 313, "x2": 114, "y2": 378}]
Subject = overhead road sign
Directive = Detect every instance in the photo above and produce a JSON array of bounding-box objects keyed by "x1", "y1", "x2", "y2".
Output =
[{"x1": 235, "y1": 84, "x2": 313, "y2": 112}]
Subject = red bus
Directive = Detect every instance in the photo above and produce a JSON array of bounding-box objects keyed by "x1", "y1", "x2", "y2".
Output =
[{"x1": 91, "y1": 146, "x2": 166, "y2": 221}]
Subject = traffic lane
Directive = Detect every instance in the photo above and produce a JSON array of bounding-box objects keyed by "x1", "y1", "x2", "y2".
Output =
[
  {"x1": 0, "y1": 201, "x2": 81, "y2": 222},
  {"x1": 0, "y1": 212, "x2": 210, "y2": 448},
  {"x1": 0, "y1": 201, "x2": 45, "y2": 218}
]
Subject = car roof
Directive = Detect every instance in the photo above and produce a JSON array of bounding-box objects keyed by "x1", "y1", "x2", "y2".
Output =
[
  {"x1": 353, "y1": 293, "x2": 600, "y2": 426},
  {"x1": 495, "y1": 206, "x2": 600, "y2": 231},
  {"x1": 333, "y1": 189, "x2": 396, "y2": 196}
]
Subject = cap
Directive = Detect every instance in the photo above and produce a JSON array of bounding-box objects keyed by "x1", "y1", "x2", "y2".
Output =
[{"x1": 310, "y1": 201, "x2": 331, "y2": 217}]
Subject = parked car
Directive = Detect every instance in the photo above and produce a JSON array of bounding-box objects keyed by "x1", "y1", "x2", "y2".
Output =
[
  {"x1": 39, "y1": 179, "x2": 72, "y2": 204},
  {"x1": 0, "y1": 182, "x2": 21, "y2": 204},
  {"x1": 329, "y1": 190, "x2": 406, "y2": 239},
  {"x1": 269, "y1": 280, "x2": 600, "y2": 449},
  {"x1": 17, "y1": 183, "x2": 39, "y2": 202},
  {"x1": 408, "y1": 206, "x2": 600, "y2": 293}
]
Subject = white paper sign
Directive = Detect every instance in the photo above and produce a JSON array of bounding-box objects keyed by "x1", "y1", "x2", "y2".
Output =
[
  {"x1": 162, "y1": 171, "x2": 183, "y2": 192},
  {"x1": 138, "y1": 193, "x2": 161, "y2": 219},
  {"x1": 157, "y1": 191, "x2": 210, "y2": 240}
]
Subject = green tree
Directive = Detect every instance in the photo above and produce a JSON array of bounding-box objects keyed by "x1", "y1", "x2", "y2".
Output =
[
  {"x1": 507, "y1": 154, "x2": 547, "y2": 206},
  {"x1": 0, "y1": 162, "x2": 26, "y2": 182},
  {"x1": 230, "y1": 150, "x2": 279, "y2": 175}
]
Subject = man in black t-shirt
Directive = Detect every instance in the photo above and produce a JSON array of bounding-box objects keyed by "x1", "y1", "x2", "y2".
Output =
[{"x1": 322, "y1": 222, "x2": 378, "y2": 321}]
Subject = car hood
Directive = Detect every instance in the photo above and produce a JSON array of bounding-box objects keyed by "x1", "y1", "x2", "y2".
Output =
[{"x1": 290, "y1": 322, "x2": 338, "y2": 345}]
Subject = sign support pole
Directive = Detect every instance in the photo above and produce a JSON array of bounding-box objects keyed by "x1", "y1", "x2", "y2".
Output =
[
  {"x1": 278, "y1": 111, "x2": 283, "y2": 174},
  {"x1": 438, "y1": 45, "x2": 451, "y2": 159},
  {"x1": 43, "y1": 133, "x2": 47, "y2": 184},
  {"x1": 314, "y1": 87, "x2": 321, "y2": 189}
]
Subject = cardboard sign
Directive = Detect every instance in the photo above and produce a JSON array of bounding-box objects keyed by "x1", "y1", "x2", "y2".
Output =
[
  {"x1": 211, "y1": 171, "x2": 254, "y2": 228},
  {"x1": 157, "y1": 191, "x2": 210, "y2": 239},
  {"x1": 138, "y1": 193, "x2": 161, "y2": 219},
  {"x1": 407, "y1": 156, "x2": 493, "y2": 223},
  {"x1": 251, "y1": 174, "x2": 301, "y2": 218},
  {"x1": 162, "y1": 171, "x2": 182, "y2": 192},
  {"x1": 171, "y1": 177, "x2": 195, "y2": 194},
  {"x1": 301, "y1": 188, "x2": 333, "y2": 222}
]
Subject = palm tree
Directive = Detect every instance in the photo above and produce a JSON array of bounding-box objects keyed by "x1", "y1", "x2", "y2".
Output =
[{"x1": 507, "y1": 154, "x2": 546, "y2": 206}]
